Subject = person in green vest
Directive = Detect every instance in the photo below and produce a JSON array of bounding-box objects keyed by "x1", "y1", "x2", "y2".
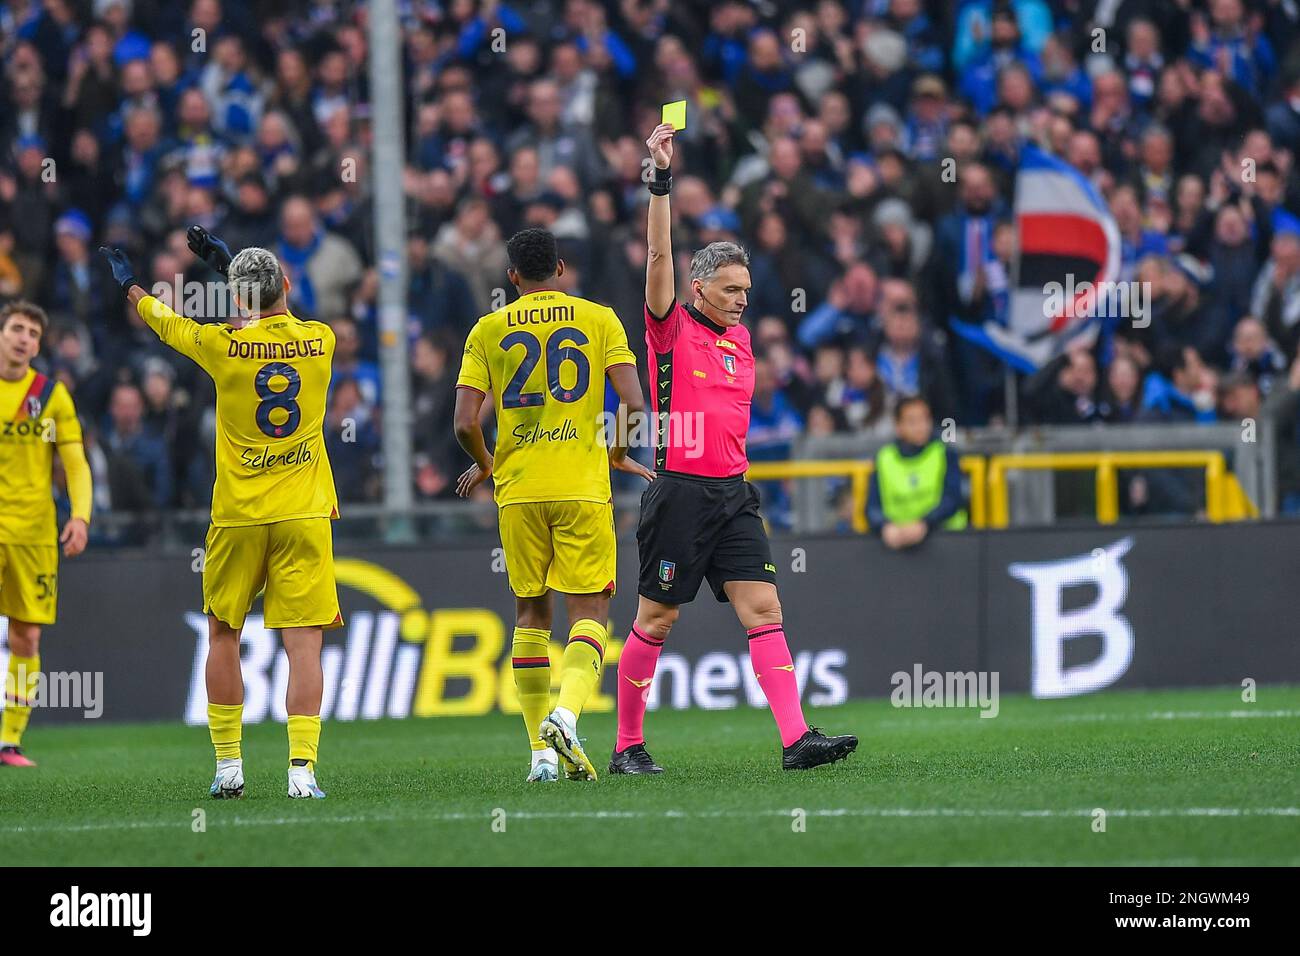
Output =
[{"x1": 867, "y1": 395, "x2": 967, "y2": 549}]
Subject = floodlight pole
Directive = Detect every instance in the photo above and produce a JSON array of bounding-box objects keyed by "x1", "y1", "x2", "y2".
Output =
[{"x1": 368, "y1": 0, "x2": 414, "y2": 540}]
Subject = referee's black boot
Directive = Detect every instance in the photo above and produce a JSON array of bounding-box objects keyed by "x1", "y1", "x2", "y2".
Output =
[
  {"x1": 609, "y1": 742, "x2": 664, "y2": 775},
  {"x1": 782, "y1": 727, "x2": 858, "y2": 770}
]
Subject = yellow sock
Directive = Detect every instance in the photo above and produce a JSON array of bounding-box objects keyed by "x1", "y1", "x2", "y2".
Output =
[
  {"x1": 556, "y1": 619, "x2": 607, "y2": 719},
  {"x1": 287, "y1": 714, "x2": 321, "y2": 769},
  {"x1": 208, "y1": 702, "x2": 243, "y2": 761},
  {"x1": 512, "y1": 627, "x2": 552, "y2": 751},
  {"x1": 1, "y1": 653, "x2": 39, "y2": 747}
]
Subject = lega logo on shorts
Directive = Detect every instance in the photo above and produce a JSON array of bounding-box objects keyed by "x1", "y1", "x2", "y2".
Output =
[{"x1": 658, "y1": 560, "x2": 676, "y2": 583}]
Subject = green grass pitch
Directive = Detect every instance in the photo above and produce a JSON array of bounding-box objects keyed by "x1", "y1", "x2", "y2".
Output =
[{"x1": 4, "y1": 685, "x2": 1298, "y2": 866}]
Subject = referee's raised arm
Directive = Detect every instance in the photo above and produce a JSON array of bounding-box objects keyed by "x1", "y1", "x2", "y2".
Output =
[{"x1": 645, "y1": 123, "x2": 676, "y2": 318}]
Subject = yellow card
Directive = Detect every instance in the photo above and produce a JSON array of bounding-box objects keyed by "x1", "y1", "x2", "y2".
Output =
[{"x1": 662, "y1": 100, "x2": 687, "y2": 131}]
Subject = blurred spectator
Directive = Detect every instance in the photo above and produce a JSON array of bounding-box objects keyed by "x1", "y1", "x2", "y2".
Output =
[
  {"x1": 840, "y1": 344, "x2": 890, "y2": 436},
  {"x1": 1140, "y1": 345, "x2": 1219, "y2": 424},
  {"x1": 1218, "y1": 370, "x2": 1262, "y2": 423},
  {"x1": 748, "y1": 351, "x2": 804, "y2": 530},
  {"x1": 48, "y1": 209, "x2": 114, "y2": 331},
  {"x1": 407, "y1": 231, "x2": 477, "y2": 338},
  {"x1": 1131, "y1": 254, "x2": 1231, "y2": 367},
  {"x1": 1204, "y1": 201, "x2": 1260, "y2": 322},
  {"x1": 1229, "y1": 316, "x2": 1286, "y2": 394},
  {"x1": 1025, "y1": 347, "x2": 1106, "y2": 425},
  {"x1": 869, "y1": 279, "x2": 957, "y2": 421},
  {"x1": 935, "y1": 161, "x2": 1007, "y2": 423},
  {"x1": 329, "y1": 316, "x2": 380, "y2": 414},
  {"x1": 1250, "y1": 228, "x2": 1300, "y2": 356},
  {"x1": 433, "y1": 195, "x2": 509, "y2": 314},
  {"x1": 101, "y1": 381, "x2": 171, "y2": 512},
  {"x1": 277, "y1": 195, "x2": 363, "y2": 321},
  {"x1": 199, "y1": 34, "x2": 262, "y2": 142},
  {"x1": 503, "y1": 78, "x2": 604, "y2": 186},
  {"x1": 1129, "y1": 345, "x2": 1217, "y2": 515},
  {"x1": 219, "y1": 174, "x2": 277, "y2": 253},
  {"x1": 959, "y1": 7, "x2": 1042, "y2": 117},
  {"x1": 411, "y1": 332, "x2": 459, "y2": 500},
  {"x1": 1187, "y1": 0, "x2": 1276, "y2": 97},
  {"x1": 324, "y1": 376, "x2": 380, "y2": 503},
  {"x1": 140, "y1": 357, "x2": 207, "y2": 507},
  {"x1": 1101, "y1": 354, "x2": 1144, "y2": 424},
  {"x1": 1260, "y1": 350, "x2": 1300, "y2": 513},
  {"x1": 868, "y1": 396, "x2": 966, "y2": 549},
  {"x1": 0, "y1": 223, "x2": 24, "y2": 299},
  {"x1": 797, "y1": 261, "x2": 878, "y2": 349}
]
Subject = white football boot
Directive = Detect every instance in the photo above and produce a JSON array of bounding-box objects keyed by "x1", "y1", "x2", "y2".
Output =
[
  {"x1": 287, "y1": 765, "x2": 327, "y2": 799},
  {"x1": 526, "y1": 749, "x2": 560, "y2": 783},
  {"x1": 209, "y1": 758, "x2": 244, "y2": 799}
]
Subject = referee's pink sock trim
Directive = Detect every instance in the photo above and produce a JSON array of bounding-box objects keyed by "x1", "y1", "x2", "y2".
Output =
[
  {"x1": 747, "y1": 625, "x2": 809, "y2": 747},
  {"x1": 616, "y1": 623, "x2": 663, "y2": 752}
]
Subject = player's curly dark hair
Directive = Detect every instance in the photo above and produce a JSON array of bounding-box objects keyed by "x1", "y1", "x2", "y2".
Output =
[{"x1": 507, "y1": 228, "x2": 559, "y2": 282}]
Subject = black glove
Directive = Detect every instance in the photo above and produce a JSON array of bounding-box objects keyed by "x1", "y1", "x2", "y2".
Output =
[
  {"x1": 186, "y1": 224, "x2": 233, "y2": 277},
  {"x1": 98, "y1": 246, "x2": 138, "y2": 291}
]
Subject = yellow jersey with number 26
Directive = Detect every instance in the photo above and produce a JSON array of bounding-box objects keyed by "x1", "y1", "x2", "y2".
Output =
[
  {"x1": 137, "y1": 295, "x2": 338, "y2": 527},
  {"x1": 456, "y1": 289, "x2": 636, "y2": 507}
]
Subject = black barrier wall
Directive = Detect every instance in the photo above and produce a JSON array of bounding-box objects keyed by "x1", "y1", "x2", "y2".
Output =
[{"x1": 5, "y1": 522, "x2": 1299, "y2": 723}]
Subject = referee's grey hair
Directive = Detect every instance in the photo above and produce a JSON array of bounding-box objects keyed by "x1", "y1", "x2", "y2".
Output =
[
  {"x1": 227, "y1": 247, "x2": 285, "y2": 313},
  {"x1": 689, "y1": 241, "x2": 750, "y2": 283}
]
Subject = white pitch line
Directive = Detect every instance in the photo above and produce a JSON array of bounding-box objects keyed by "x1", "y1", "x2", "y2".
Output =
[
  {"x1": 877, "y1": 708, "x2": 1300, "y2": 728},
  {"x1": 937, "y1": 857, "x2": 1300, "y2": 867},
  {"x1": 1056, "y1": 708, "x2": 1300, "y2": 722},
  {"x1": 5, "y1": 806, "x2": 1299, "y2": 835}
]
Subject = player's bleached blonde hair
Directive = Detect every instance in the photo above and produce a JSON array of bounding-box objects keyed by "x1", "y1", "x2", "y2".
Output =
[
  {"x1": 228, "y1": 247, "x2": 286, "y2": 313},
  {"x1": 689, "y1": 241, "x2": 750, "y2": 283}
]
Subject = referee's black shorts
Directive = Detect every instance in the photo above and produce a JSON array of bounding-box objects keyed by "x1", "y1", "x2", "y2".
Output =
[{"x1": 636, "y1": 471, "x2": 776, "y2": 605}]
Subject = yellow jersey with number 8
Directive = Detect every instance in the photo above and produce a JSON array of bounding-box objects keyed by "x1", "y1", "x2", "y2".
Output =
[
  {"x1": 137, "y1": 295, "x2": 338, "y2": 527},
  {"x1": 456, "y1": 289, "x2": 636, "y2": 506}
]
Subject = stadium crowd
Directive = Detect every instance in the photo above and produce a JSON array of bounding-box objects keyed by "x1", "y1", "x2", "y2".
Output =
[{"x1": 5, "y1": 0, "x2": 1300, "y2": 533}]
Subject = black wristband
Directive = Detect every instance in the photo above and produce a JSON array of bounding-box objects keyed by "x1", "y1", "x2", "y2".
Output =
[{"x1": 648, "y1": 165, "x2": 672, "y2": 196}]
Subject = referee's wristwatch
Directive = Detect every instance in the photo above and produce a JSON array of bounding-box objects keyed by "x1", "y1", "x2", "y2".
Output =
[{"x1": 648, "y1": 165, "x2": 672, "y2": 196}]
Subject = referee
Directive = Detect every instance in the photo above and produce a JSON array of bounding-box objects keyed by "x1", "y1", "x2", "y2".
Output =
[{"x1": 609, "y1": 123, "x2": 858, "y2": 774}]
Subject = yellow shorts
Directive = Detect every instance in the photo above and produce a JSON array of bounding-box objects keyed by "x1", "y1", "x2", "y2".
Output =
[
  {"x1": 0, "y1": 543, "x2": 59, "y2": 626},
  {"x1": 498, "y1": 500, "x2": 617, "y2": 598},
  {"x1": 203, "y1": 517, "x2": 343, "y2": 631}
]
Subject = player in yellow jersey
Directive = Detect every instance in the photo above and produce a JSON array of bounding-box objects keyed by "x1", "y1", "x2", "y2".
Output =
[
  {"x1": 454, "y1": 228, "x2": 652, "y2": 782},
  {"x1": 0, "y1": 301, "x2": 92, "y2": 768},
  {"x1": 100, "y1": 227, "x2": 339, "y2": 799}
]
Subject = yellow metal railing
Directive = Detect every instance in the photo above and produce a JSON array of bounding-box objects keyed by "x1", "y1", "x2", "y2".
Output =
[
  {"x1": 745, "y1": 450, "x2": 1259, "y2": 531},
  {"x1": 984, "y1": 450, "x2": 1235, "y2": 527},
  {"x1": 963, "y1": 456, "x2": 987, "y2": 529},
  {"x1": 746, "y1": 456, "x2": 987, "y2": 532}
]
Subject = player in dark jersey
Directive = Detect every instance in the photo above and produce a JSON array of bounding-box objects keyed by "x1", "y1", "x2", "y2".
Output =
[{"x1": 609, "y1": 123, "x2": 858, "y2": 774}]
